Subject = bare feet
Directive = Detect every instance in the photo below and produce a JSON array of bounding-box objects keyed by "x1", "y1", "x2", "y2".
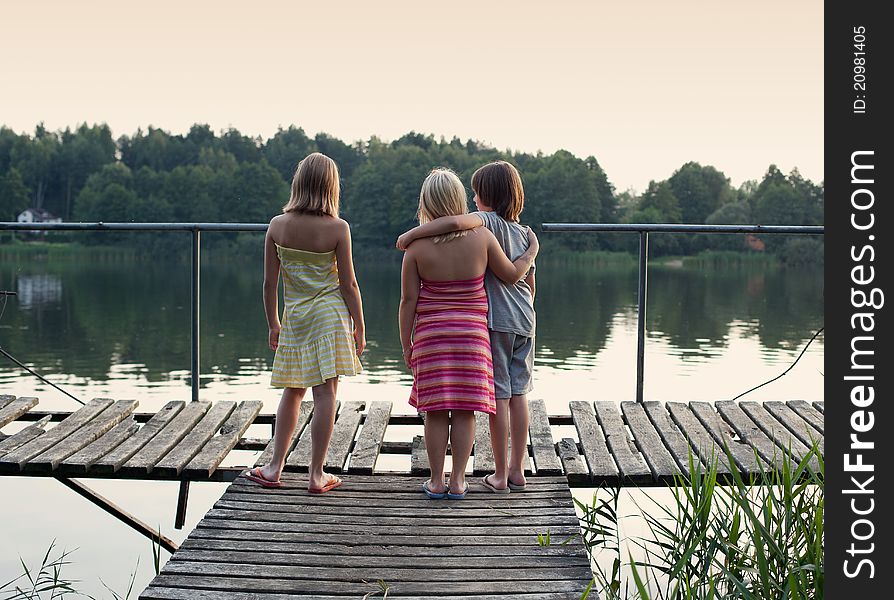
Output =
[
  {"x1": 448, "y1": 476, "x2": 467, "y2": 496},
  {"x1": 309, "y1": 471, "x2": 342, "y2": 493},
  {"x1": 482, "y1": 473, "x2": 510, "y2": 494},
  {"x1": 258, "y1": 464, "x2": 281, "y2": 483},
  {"x1": 508, "y1": 469, "x2": 527, "y2": 489}
]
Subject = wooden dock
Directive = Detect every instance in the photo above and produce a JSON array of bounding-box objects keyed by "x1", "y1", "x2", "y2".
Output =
[
  {"x1": 2, "y1": 393, "x2": 824, "y2": 598},
  {"x1": 139, "y1": 474, "x2": 593, "y2": 599},
  {"x1": 1, "y1": 395, "x2": 824, "y2": 484}
]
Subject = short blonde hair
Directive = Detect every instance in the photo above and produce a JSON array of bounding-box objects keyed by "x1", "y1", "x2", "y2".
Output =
[
  {"x1": 283, "y1": 152, "x2": 340, "y2": 216},
  {"x1": 418, "y1": 168, "x2": 469, "y2": 244}
]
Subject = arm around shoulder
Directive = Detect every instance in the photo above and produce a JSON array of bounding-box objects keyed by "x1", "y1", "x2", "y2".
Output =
[
  {"x1": 485, "y1": 228, "x2": 538, "y2": 284},
  {"x1": 396, "y1": 213, "x2": 484, "y2": 250}
]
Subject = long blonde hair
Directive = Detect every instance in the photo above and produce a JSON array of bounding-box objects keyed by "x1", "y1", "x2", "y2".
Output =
[
  {"x1": 418, "y1": 168, "x2": 469, "y2": 244},
  {"x1": 282, "y1": 152, "x2": 340, "y2": 216}
]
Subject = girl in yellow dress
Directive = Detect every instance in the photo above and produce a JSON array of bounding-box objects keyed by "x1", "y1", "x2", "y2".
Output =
[{"x1": 244, "y1": 152, "x2": 364, "y2": 493}]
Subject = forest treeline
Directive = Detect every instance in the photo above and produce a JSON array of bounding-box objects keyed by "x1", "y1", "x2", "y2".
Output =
[{"x1": 1, "y1": 123, "x2": 823, "y2": 261}]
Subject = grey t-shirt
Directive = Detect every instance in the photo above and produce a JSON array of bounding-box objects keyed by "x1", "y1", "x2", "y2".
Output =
[{"x1": 477, "y1": 211, "x2": 536, "y2": 337}]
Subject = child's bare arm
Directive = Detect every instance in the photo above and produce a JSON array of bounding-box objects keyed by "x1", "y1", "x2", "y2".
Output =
[
  {"x1": 485, "y1": 228, "x2": 539, "y2": 284},
  {"x1": 396, "y1": 213, "x2": 484, "y2": 250},
  {"x1": 525, "y1": 270, "x2": 536, "y2": 300},
  {"x1": 398, "y1": 252, "x2": 421, "y2": 368},
  {"x1": 334, "y1": 220, "x2": 366, "y2": 356},
  {"x1": 263, "y1": 225, "x2": 281, "y2": 351}
]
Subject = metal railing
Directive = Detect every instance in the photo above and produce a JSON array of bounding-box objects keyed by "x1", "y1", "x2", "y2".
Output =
[
  {"x1": 2, "y1": 221, "x2": 824, "y2": 405},
  {"x1": 540, "y1": 223, "x2": 824, "y2": 402}
]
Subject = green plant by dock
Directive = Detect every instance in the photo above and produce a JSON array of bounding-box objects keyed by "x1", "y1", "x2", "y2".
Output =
[{"x1": 542, "y1": 443, "x2": 823, "y2": 599}]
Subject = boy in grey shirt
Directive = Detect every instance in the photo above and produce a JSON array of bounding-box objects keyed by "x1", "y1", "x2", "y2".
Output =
[{"x1": 397, "y1": 161, "x2": 534, "y2": 492}]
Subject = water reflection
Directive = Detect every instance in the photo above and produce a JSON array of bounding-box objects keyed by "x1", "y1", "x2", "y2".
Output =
[{"x1": 0, "y1": 257, "x2": 823, "y2": 405}]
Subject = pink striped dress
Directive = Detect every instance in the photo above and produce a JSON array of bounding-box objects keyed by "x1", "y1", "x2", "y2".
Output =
[{"x1": 408, "y1": 274, "x2": 496, "y2": 415}]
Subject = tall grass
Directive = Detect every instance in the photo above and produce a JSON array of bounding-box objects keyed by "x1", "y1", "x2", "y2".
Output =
[
  {"x1": 1, "y1": 532, "x2": 164, "y2": 600},
  {"x1": 569, "y1": 444, "x2": 823, "y2": 599}
]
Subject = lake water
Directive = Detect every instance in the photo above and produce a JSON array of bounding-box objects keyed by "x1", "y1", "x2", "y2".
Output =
[{"x1": 0, "y1": 254, "x2": 824, "y2": 596}]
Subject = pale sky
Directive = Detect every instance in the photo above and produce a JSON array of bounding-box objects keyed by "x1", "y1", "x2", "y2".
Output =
[{"x1": 2, "y1": 0, "x2": 823, "y2": 193}]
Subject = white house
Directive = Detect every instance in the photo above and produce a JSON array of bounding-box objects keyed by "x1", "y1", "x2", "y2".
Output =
[{"x1": 16, "y1": 208, "x2": 62, "y2": 224}]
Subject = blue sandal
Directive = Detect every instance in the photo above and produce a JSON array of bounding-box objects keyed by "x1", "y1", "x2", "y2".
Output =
[
  {"x1": 447, "y1": 482, "x2": 469, "y2": 500},
  {"x1": 422, "y1": 479, "x2": 447, "y2": 499}
]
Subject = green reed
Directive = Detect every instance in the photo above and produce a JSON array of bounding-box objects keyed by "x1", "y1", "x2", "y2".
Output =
[{"x1": 552, "y1": 443, "x2": 823, "y2": 600}]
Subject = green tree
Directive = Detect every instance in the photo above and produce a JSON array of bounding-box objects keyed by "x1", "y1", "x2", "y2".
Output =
[
  {"x1": 344, "y1": 141, "x2": 433, "y2": 247},
  {"x1": 262, "y1": 126, "x2": 316, "y2": 181},
  {"x1": 667, "y1": 162, "x2": 733, "y2": 224},
  {"x1": 221, "y1": 160, "x2": 288, "y2": 223},
  {"x1": 10, "y1": 124, "x2": 59, "y2": 210},
  {"x1": 628, "y1": 181, "x2": 682, "y2": 255},
  {"x1": 0, "y1": 167, "x2": 30, "y2": 220},
  {"x1": 524, "y1": 150, "x2": 606, "y2": 250},
  {"x1": 56, "y1": 123, "x2": 117, "y2": 218}
]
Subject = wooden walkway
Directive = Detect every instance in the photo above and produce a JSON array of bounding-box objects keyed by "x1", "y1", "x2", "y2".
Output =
[
  {"x1": 1, "y1": 395, "x2": 824, "y2": 484},
  {"x1": 139, "y1": 474, "x2": 593, "y2": 600}
]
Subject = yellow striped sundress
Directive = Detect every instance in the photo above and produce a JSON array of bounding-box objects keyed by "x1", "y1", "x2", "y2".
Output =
[{"x1": 270, "y1": 243, "x2": 362, "y2": 388}]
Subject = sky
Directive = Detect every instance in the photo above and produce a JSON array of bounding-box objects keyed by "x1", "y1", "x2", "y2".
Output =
[{"x1": 2, "y1": 0, "x2": 823, "y2": 193}]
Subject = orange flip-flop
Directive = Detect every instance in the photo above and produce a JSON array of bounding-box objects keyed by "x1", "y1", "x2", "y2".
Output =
[
  {"x1": 242, "y1": 467, "x2": 282, "y2": 488},
  {"x1": 309, "y1": 475, "x2": 342, "y2": 494}
]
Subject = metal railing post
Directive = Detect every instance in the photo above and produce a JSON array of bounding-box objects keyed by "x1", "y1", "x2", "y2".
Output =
[
  {"x1": 177, "y1": 228, "x2": 201, "y2": 530},
  {"x1": 191, "y1": 228, "x2": 200, "y2": 403},
  {"x1": 635, "y1": 232, "x2": 649, "y2": 403}
]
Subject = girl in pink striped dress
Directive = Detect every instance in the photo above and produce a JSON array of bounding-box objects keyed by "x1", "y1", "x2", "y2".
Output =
[{"x1": 399, "y1": 169, "x2": 538, "y2": 499}]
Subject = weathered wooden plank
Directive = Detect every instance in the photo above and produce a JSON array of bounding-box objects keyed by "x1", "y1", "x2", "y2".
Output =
[
  {"x1": 765, "y1": 401, "x2": 824, "y2": 453},
  {"x1": 665, "y1": 402, "x2": 731, "y2": 475},
  {"x1": 643, "y1": 401, "x2": 706, "y2": 477},
  {"x1": 197, "y1": 516, "x2": 580, "y2": 537},
  {"x1": 556, "y1": 438, "x2": 588, "y2": 483},
  {"x1": 621, "y1": 401, "x2": 678, "y2": 480},
  {"x1": 0, "y1": 416, "x2": 51, "y2": 458},
  {"x1": 285, "y1": 401, "x2": 340, "y2": 469},
  {"x1": 183, "y1": 401, "x2": 263, "y2": 477},
  {"x1": 473, "y1": 411, "x2": 495, "y2": 475},
  {"x1": 216, "y1": 497, "x2": 575, "y2": 515},
  {"x1": 159, "y1": 560, "x2": 592, "y2": 583},
  {"x1": 172, "y1": 546, "x2": 576, "y2": 568},
  {"x1": 527, "y1": 399, "x2": 562, "y2": 475},
  {"x1": 179, "y1": 535, "x2": 585, "y2": 558},
  {"x1": 593, "y1": 401, "x2": 651, "y2": 483},
  {"x1": 569, "y1": 400, "x2": 617, "y2": 481},
  {"x1": 171, "y1": 549, "x2": 582, "y2": 571},
  {"x1": 689, "y1": 401, "x2": 762, "y2": 473},
  {"x1": 228, "y1": 471, "x2": 570, "y2": 489},
  {"x1": 92, "y1": 400, "x2": 185, "y2": 474},
  {"x1": 153, "y1": 402, "x2": 236, "y2": 477},
  {"x1": 0, "y1": 395, "x2": 15, "y2": 411},
  {"x1": 325, "y1": 401, "x2": 363, "y2": 472},
  {"x1": 739, "y1": 401, "x2": 819, "y2": 470},
  {"x1": 256, "y1": 400, "x2": 314, "y2": 467},
  {"x1": 59, "y1": 417, "x2": 140, "y2": 474},
  {"x1": 141, "y1": 587, "x2": 583, "y2": 600},
  {"x1": 204, "y1": 507, "x2": 575, "y2": 528},
  {"x1": 348, "y1": 401, "x2": 391, "y2": 474},
  {"x1": 715, "y1": 401, "x2": 786, "y2": 469},
  {"x1": 410, "y1": 435, "x2": 429, "y2": 475},
  {"x1": 27, "y1": 400, "x2": 139, "y2": 472},
  {"x1": 813, "y1": 401, "x2": 824, "y2": 414},
  {"x1": 119, "y1": 401, "x2": 210, "y2": 475},
  {"x1": 786, "y1": 400, "x2": 824, "y2": 435},
  {"x1": 0, "y1": 397, "x2": 39, "y2": 429},
  {"x1": 0, "y1": 398, "x2": 113, "y2": 470},
  {"x1": 143, "y1": 576, "x2": 591, "y2": 597},
  {"x1": 225, "y1": 487, "x2": 567, "y2": 506},
  {"x1": 190, "y1": 523, "x2": 577, "y2": 547}
]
